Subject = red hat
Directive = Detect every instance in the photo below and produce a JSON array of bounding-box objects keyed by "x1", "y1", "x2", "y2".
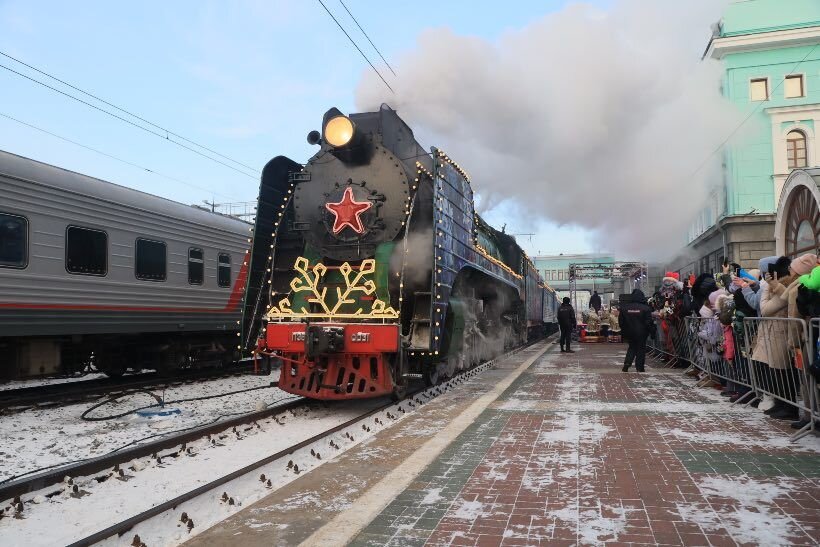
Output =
[{"x1": 664, "y1": 271, "x2": 680, "y2": 281}]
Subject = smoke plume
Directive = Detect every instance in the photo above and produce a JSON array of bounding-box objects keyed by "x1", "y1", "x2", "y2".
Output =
[{"x1": 356, "y1": 0, "x2": 742, "y2": 258}]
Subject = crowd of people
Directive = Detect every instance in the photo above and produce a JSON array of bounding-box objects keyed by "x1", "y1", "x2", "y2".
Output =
[
  {"x1": 554, "y1": 255, "x2": 820, "y2": 431},
  {"x1": 648, "y1": 255, "x2": 820, "y2": 430}
]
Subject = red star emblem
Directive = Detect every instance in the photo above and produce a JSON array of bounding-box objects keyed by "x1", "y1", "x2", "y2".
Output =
[{"x1": 325, "y1": 186, "x2": 372, "y2": 235}]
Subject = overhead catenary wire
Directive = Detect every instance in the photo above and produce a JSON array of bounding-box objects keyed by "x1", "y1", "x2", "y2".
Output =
[
  {"x1": 316, "y1": 0, "x2": 395, "y2": 93},
  {"x1": 0, "y1": 61, "x2": 258, "y2": 179},
  {"x1": 0, "y1": 50, "x2": 261, "y2": 175},
  {"x1": 0, "y1": 111, "x2": 239, "y2": 202},
  {"x1": 337, "y1": 0, "x2": 397, "y2": 77}
]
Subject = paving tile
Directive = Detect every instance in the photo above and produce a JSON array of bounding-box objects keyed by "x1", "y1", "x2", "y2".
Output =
[{"x1": 351, "y1": 344, "x2": 820, "y2": 546}]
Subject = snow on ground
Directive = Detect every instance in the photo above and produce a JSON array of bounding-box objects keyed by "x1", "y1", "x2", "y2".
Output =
[
  {"x1": 0, "y1": 371, "x2": 283, "y2": 482},
  {"x1": 659, "y1": 424, "x2": 819, "y2": 451},
  {"x1": 0, "y1": 354, "x2": 501, "y2": 547},
  {"x1": 537, "y1": 412, "x2": 613, "y2": 445},
  {"x1": 677, "y1": 476, "x2": 805, "y2": 545},
  {"x1": 0, "y1": 394, "x2": 387, "y2": 546},
  {"x1": 451, "y1": 499, "x2": 490, "y2": 520}
]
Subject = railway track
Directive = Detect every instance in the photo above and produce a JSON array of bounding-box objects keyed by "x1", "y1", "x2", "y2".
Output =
[
  {"x1": 0, "y1": 362, "x2": 266, "y2": 413},
  {"x1": 68, "y1": 347, "x2": 529, "y2": 547},
  {"x1": 1, "y1": 341, "x2": 543, "y2": 546},
  {"x1": 0, "y1": 392, "x2": 302, "y2": 503}
]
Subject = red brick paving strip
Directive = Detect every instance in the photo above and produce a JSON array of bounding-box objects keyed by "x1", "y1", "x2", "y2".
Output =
[{"x1": 351, "y1": 344, "x2": 820, "y2": 546}]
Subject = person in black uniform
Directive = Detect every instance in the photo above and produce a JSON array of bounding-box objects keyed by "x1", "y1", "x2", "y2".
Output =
[
  {"x1": 589, "y1": 290, "x2": 602, "y2": 312},
  {"x1": 618, "y1": 289, "x2": 654, "y2": 372},
  {"x1": 557, "y1": 297, "x2": 577, "y2": 353}
]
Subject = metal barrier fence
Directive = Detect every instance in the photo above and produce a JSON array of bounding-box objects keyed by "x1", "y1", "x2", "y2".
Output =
[
  {"x1": 683, "y1": 316, "x2": 756, "y2": 398},
  {"x1": 646, "y1": 317, "x2": 691, "y2": 367},
  {"x1": 647, "y1": 314, "x2": 818, "y2": 442},
  {"x1": 742, "y1": 317, "x2": 816, "y2": 440}
]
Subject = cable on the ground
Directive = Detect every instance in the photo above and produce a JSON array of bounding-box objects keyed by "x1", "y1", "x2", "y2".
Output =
[
  {"x1": 79, "y1": 382, "x2": 280, "y2": 421},
  {"x1": 0, "y1": 393, "x2": 301, "y2": 486}
]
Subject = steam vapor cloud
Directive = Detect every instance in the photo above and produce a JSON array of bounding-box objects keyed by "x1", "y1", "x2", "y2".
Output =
[{"x1": 356, "y1": 0, "x2": 743, "y2": 257}]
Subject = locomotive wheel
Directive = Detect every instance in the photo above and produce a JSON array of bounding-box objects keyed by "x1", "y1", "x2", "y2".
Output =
[
  {"x1": 423, "y1": 366, "x2": 440, "y2": 387},
  {"x1": 390, "y1": 384, "x2": 407, "y2": 401},
  {"x1": 443, "y1": 356, "x2": 457, "y2": 379},
  {"x1": 391, "y1": 353, "x2": 408, "y2": 400}
]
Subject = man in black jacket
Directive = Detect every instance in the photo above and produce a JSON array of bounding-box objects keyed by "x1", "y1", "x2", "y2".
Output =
[
  {"x1": 589, "y1": 291, "x2": 602, "y2": 313},
  {"x1": 557, "y1": 297, "x2": 576, "y2": 353},
  {"x1": 618, "y1": 289, "x2": 654, "y2": 372}
]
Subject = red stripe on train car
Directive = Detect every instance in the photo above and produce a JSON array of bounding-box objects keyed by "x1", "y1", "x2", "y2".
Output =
[{"x1": 0, "y1": 257, "x2": 250, "y2": 314}]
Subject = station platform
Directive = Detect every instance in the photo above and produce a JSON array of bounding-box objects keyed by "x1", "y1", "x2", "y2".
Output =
[{"x1": 187, "y1": 340, "x2": 820, "y2": 546}]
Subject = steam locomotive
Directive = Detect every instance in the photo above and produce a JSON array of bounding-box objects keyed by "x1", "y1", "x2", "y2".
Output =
[{"x1": 241, "y1": 105, "x2": 558, "y2": 400}]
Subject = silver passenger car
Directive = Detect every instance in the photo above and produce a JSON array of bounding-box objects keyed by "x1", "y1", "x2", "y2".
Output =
[{"x1": 0, "y1": 150, "x2": 250, "y2": 379}]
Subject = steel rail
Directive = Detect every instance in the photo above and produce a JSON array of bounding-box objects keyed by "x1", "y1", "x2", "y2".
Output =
[
  {"x1": 0, "y1": 389, "x2": 295, "y2": 503},
  {"x1": 63, "y1": 341, "x2": 543, "y2": 547},
  {"x1": 66, "y1": 396, "x2": 407, "y2": 547},
  {"x1": 0, "y1": 362, "x2": 264, "y2": 412}
]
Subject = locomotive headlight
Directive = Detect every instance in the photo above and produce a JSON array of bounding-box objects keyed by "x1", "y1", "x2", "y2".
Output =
[{"x1": 324, "y1": 115, "x2": 355, "y2": 147}]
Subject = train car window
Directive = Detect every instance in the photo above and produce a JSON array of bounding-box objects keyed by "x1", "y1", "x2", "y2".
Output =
[
  {"x1": 66, "y1": 226, "x2": 107, "y2": 276},
  {"x1": 136, "y1": 238, "x2": 167, "y2": 281},
  {"x1": 188, "y1": 247, "x2": 204, "y2": 285},
  {"x1": 217, "y1": 253, "x2": 231, "y2": 287},
  {"x1": 0, "y1": 212, "x2": 28, "y2": 268}
]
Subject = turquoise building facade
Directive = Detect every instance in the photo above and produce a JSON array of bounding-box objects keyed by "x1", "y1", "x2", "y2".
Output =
[{"x1": 673, "y1": 0, "x2": 820, "y2": 275}]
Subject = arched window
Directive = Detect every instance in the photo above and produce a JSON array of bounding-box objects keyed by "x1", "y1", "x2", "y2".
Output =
[
  {"x1": 785, "y1": 186, "x2": 820, "y2": 256},
  {"x1": 787, "y1": 130, "x2": 807, "y2": 169}
]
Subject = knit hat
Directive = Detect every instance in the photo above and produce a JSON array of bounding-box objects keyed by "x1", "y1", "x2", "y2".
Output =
[
  {"x1": 708, "y1": 289, "x2": 724, "y2": 307},
  {"x1": 716, "y1": 294, "x2": 735, "y2": 326},
  {"x1": 758, "y1": 256, "x2": 778, "y2": 273},
  {"x1": 746, "y1": 268, "x2": 761, "y2": 281},
  {"x1": 791, "y1": 253, "x2": 817, "y2": 276}
]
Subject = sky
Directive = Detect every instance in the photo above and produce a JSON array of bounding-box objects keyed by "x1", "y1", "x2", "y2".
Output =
[{"x1": 0, "y1": 0, "x2": 707, "y2": 259}]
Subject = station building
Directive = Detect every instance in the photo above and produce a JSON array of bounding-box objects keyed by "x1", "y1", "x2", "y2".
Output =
[
  {"x1": 668, "y1": 0, "x2": 820, "y2": 274},
  {"x1": 534, "y1": 253, "x2": 640, "y2": 310}
]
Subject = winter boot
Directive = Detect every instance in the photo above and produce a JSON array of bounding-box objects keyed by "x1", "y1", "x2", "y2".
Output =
[
  {"x1": 759, "y1": 395, "x2": 776, "y2": 412},
  {"x1": 769, "y1": 404, "x2": 798, "y2": 421}
]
